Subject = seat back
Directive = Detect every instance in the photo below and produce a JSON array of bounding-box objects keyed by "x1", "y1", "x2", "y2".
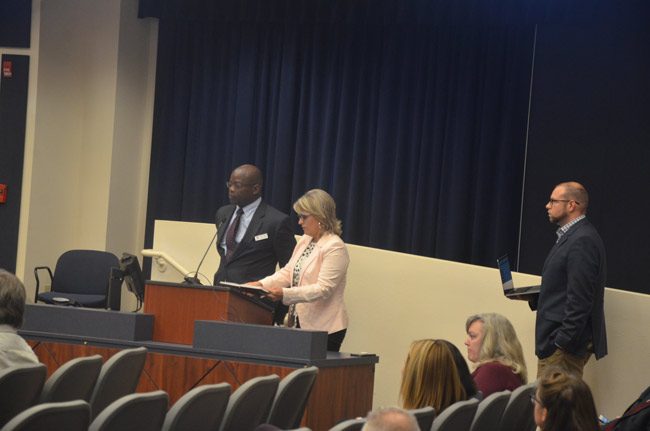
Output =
[
  {"x1": 328, "y1": 418, "x2": 366, "y2": 431},
  {"x1": 88, "y1": 391, "x2": 168, "y2": 431},
  {"x1": 431, "y1": 398, "x2": 479, "y2": 431},
  {"x1": 40, "y1": 355, "x2": 103, "y2": 403},
  {"x1": 267, "y1": 366, "x2": 319, "y2": 429},
  {"x1": 409, "y1": 406, "x2": 436, "y2": 431},
  {"x1": 0, "y1": 364, "x2": 47, "y2": 428},
  {"x1": 51, "y1": 249, "x2": 119, "y2": 298},
  {"x1": 89, "y1": 347, "x2": 147, "y2": 419},
  {"x1": 0, "y1": 400, "x2": 90, "y2": 431},
  {"x1": 469, "y1": 390, "x2": 510, "y2": 431},
  {"x1": 161, "y1": 383, "x2": 231, "y2": 431},
  {"x1": 219, "y1": 374, "x2": 280, "y2": 431},
  {"x1": 498, "y1": 383, "x2": 536, "y2": 431}
]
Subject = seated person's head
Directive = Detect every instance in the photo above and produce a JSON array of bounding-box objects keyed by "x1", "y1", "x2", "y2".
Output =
[
  {"x1": 0, "y1": 269, "x2": 28, "y2": 329},
  {"x1": 439, "y1": 340, "x2": 478, "y2": 398},
  {"x1": 465, "y1": 313, "x2": 527, "y2": 382},
  {"x1": 399, "y1": 339, "x2": 467, "y2": 412},
  {"x1": 534, "y1": 369, "x2": 598, "y2": 431},
  {"x1": 362, "y1": 407, "x2": 419, "y2": 431}
]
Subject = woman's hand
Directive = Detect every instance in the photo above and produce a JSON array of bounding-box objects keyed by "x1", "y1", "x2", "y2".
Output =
[
  {"x1": 265, "y1": 286, "x2": 284, "y2": 302},
  {"x1": 245, "y1": 281, "x2": 263, "y2": 287}
]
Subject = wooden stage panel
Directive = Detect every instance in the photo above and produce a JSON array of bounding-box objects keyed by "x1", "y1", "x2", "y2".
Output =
[{"x1": 31, "y1": 341, "x2": 373, "y2": 431}]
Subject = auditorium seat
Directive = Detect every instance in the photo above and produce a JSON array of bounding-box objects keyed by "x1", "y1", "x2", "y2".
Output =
[
  {"x1": 431, "y1": 398, "x2": 479, "y2": 431},
  {"x1": 0, "y1": 400, "x2": 90, "y2": 431},
  {"x1": 267, "y1": 366, "x2": 319, "y2": 429},
  {"x1": 88, "y1": 391, "x2": 168, "y2": 431},
  {"x1": 161, "y1": 383, "x2": 231, "y2": 431},
  {"x1": 39, "y1": 355, "x2": 103, "y2": 403},
  {"x1": 328, "y1": 418, "x2": 366, "y2": 431},
  {"x1": 498, "y1": 382, "x2": 536, "y2": 431},
  {"x1": 0, "y1": 364, "x2": 47, "y2": 428},
  {"x1": 219, "y1": 374, "x2": 280, "y2": 431},
  {"x1": 409, "y1": 406, "x2": 436, "y2": 431},
  {"x1": 469, "y1": 390, "x2": 510, "y2": 431},
  {"x1": 89, "y1": 347, "x2": 147, "y2": 419}
]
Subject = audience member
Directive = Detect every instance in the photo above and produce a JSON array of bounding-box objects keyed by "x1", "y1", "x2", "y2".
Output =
[
  {"x1": 399, "y1": 339, "x2": 468, "y2": 413},
  {"x1": 440, "y1": 339, "x2": 478, "y2": 399},
  {"x1": 533, "y1": 369, "x2": 599, "y2": 431},
  {"x1": 0, "y1": 269, "x2": 39, "y2": 369},
  {"x1": 362, "y1": 407, "x2": 419, "y2": 431},
  {"x1": 465, "y1": 313, "x2": 527, "y2": 396}
]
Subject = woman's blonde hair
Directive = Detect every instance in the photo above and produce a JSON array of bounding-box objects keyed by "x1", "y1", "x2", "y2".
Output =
[
  {"x1": 293, "y1": 189, "x2": 342, "y2": 236},
  {"x1": 399, "y1": 339, "x2": 467, "y2": 412},
  {"x1": 465, "y1": 313, "x2": 528, "y2": 383}
]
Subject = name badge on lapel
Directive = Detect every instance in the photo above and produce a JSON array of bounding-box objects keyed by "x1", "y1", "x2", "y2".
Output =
[{"x1": 255, "y1": 233, "x2": 269, "y2": 241}]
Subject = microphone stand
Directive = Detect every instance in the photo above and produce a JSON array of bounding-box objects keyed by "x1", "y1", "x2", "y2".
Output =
[{"x1": 184, "y1": 221, "x2": 223, "y2": 285}]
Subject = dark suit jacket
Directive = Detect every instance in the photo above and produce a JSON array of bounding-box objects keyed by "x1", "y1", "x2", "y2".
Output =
[
  {"x1": 532, "y1": 218, "x2": 607, "y2": 359},
  {"x1": 213, "y1": 201, "x2": 295, "y2": 285}
]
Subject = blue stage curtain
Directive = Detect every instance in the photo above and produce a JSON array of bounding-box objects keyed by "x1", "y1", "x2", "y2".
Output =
[{"x1": 144, "y1": 0, "x2": 541, "y2": 268}]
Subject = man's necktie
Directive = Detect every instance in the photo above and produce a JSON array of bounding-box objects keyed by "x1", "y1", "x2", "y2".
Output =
[{"x1": 225, "y1": 208, "x2": 244, "y2": 261}]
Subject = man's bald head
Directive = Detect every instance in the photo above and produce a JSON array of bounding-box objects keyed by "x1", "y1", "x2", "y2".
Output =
[
  {"x1": 227, "y1": 164, "x2": 263, "y2": 207},
  {"x1": 556, "y1": 181, "x2": 589, "y2": 212},
  {"x1": 362, "y1": 407, "x2": 419, "y2": 431}
]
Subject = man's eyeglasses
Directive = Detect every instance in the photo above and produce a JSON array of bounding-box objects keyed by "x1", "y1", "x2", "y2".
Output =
[
  {"x1": 548, "y1": 199, "x2": 580, "y2": 206},
  {"x1": 226, "y1": 181, "x2": 255, "y2": 189}
]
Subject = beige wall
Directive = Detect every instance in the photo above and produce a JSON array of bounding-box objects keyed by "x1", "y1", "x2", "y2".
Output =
[
  {"x1": 151, "y1": 220, "x2": 650, "y2": 420},
  {"x1": 13, "y1": 0, "x2": 156, "y2": 311}
]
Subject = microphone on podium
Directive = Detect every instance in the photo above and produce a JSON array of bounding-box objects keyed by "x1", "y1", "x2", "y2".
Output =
[{"x1": 184, "y1": 218, "x2": 227, "y2": 285}]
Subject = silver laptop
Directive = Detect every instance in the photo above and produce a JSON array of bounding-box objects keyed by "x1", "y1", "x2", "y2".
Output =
[{"x1": 497, "y1": 254, "x2": 540, "y2": 299}]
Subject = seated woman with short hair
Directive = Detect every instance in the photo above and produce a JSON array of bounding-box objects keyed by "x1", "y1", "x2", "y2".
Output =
[
  {"x1": 0, "y1": 269, "x2": 39, "y2": 369},
  {"x1": 465, "y1": 313, "x2": 527, "y2": 396},
  {"x1": 399, "y1": 339, "x2": 470, "y2": 413}
]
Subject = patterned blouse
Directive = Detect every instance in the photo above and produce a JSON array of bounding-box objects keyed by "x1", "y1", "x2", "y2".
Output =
[{"x1": 287, "y1": 241, "x2": 316, "y2": 327}]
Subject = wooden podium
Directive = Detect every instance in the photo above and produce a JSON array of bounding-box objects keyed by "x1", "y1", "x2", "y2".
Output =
[{"x1": 143, "y1": 281, "x2": 273, "y2": 344}]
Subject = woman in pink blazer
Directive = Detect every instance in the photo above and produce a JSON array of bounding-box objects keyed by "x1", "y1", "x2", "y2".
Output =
[{"x1": 250, "y1": 189, "x2": 349, "y2": 351}]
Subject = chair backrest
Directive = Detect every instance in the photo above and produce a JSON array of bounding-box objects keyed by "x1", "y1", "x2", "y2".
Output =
[
  {"x1": 88, "y1": 390, "x2": 168, "y2": 431},
  {"x1": 40, "y1": 355, "x2": 103, "y2": 403},
  {"x1": 161, "y1": 383, "x2": 231, "y2": 431},
  {"x1": 431, "y1": 398, "x2": 479, "y2": 431},
  {"x1": 267, "y1": 366, "x2": 319, "y2": 429},
  {"x1": 409, "y1": 406, "x2": 436, "y2": 431},
  {"x1": 52, "y1": 249, "x2": 119, "y2": 296},
  {"x1": 328, "y1": 418, "x2": 366, "y2": 431},
  {"x1": 219, "y1": 374, "x2": 280, "y2": 431},
  {"x1": 89, "y1": 347, "x2": 148, "y2": 419},
  {"x1": 469, "y1": 390, "x2": 510, "y2": 431},
  {"x1": 0, "y1": 400, "x2": 90, "y2": 431},
  {"x1": 0, "y1": 363, "x2": 47, "y2": 428},
  {"x1": 498, "y1": 382, "x2": 536, "y2": 431}
]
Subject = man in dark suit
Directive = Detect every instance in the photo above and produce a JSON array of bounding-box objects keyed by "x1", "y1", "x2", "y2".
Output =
[
  {"x1": 531, "y1": 181, "x2": 607, "y2": 378},
  {"x1": 213, "y1": 164, "x2": 296, "y2": 323}
]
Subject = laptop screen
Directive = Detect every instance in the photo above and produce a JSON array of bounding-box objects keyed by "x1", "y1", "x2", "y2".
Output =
[{"x1": 497, "y1": 255, "x2": 514, "y2": 292}]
